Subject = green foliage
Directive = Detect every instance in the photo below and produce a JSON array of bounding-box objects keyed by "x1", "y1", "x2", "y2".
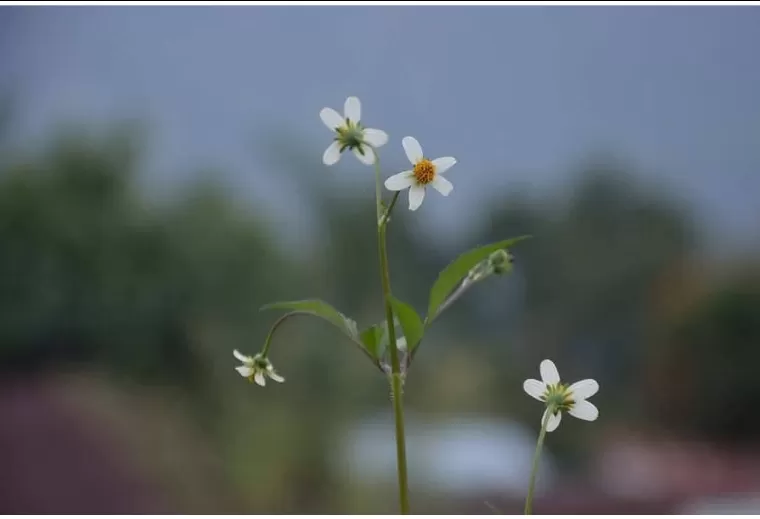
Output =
[
  {"x1": 390, "y1": 296, "x2": 424, "y2": 354},
  {"x1": 661, "y1": 277, "x2": 760, "y2": 442},
  {"x1": 261, "y1": 300, "x2": 359, "y2": 339},
  {"x1": 425, "y1": 236, "x2": 530, "y2": 324},
  {"x1": 478, "y1": 166, "x2": 697, "y2": 400},
  {"x1": 261, "y1": 299, "x2": 379, "y2": 363},
  {"x1": 359, "y1": 324, "x2": 384, "y2": 360},
  {"x1": 0, "y1": 126, "x2": 292, "y2": 388}
]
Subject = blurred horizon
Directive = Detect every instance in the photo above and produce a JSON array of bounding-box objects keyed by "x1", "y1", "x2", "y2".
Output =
[{"x1": 2, "y1": 4, "x2": 760, "y2": 515}]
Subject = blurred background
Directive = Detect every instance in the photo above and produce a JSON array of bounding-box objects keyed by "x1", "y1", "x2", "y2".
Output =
[{"x1": 1, "y1": 4, "x2": 760, "y2": 514}]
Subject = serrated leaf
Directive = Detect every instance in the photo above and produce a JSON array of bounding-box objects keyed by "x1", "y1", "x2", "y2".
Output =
[
  {"x1": 426, "y1": 236, "x2": 530, "y2": 324},
  {"x1": 391, "y1": 296, "x2": 424, "y2": 353}
]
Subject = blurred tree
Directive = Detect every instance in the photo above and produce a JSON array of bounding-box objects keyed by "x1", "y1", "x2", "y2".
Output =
[
  {"x1": 454, "y1": 159, "x2": 699, "y2": 466},
  {"x1": 1, "y1": 118, "x2": 721, "y2": 511},
  {"x1": 483, "y1": 163, "x2": 695, "y2": 371},
  {"x1": 0, "y1": 125, "x2": 294, "y2": 394},
  {"x1": 650, "y1": 269, "x2": 760, "y2": 443}
]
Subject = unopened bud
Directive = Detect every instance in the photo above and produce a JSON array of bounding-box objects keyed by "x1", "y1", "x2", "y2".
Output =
[{"x1": 489, "y1": 249, "x2": 514, "y2": 275}]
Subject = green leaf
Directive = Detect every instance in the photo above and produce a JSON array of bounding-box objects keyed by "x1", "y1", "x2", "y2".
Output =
[
  {"x1": 425, "y1": 236, "x2": 530, "y2": 323},
  {"x1": 391, "y1": 297, "x2": 425, "y2": 353},
  {"x1": 360, "y1": 324, "x2": 384, "y2": 359},
  {"x1": 261, "y1": 299, "x2": 359, "y2": 338},
  {"x1": 261, "y1": 299, "x2": 361, "y2": 343},
  {"x1": 376, "y1": 317, "x2": 396, "y2": 353}
]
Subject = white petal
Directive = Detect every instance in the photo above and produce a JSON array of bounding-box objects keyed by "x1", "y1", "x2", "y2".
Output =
[
  {"x1": 254, "y1": 372, "x2": 266, "y2": 386},
  {"x1": 396, "y1": 337, "x2": 407, "y2": 351},
  {"x1": 233, "y1": 349, "x2": 250, "y2": 363},
  {"x1": 432, "y1": 156, "x2": 457, "y2": 175},
  {"x1": 235, "y1": 366, "x2": 253, "y2": 378},
  {"x1": 408, "y1": 184, "x2": 426, "y2": 211},
  {"x1": 523, "y1": 379, "x2": 547, "y2": 401},
  {"x1": 569, "y1": 400, "x2": 598, "y2": 421},
  {"x1": 320, "y1": 107, "x2": 344, "y2": 131},
  {"x1": 268, "y1": 371, "x2": 285, "y2": 383},
  {"x1": 542, "y1": 408, "x2": 562, "y2": 432},
  {"x1": 384, "y1": 171, "x2": 415, "y2": 191},
  {"x1": 431, "y1": 175, "x2": 453, "y2": 196},
  {"x1": 363, "y1": 128, "x2": 388, "y2": 148},
  {"x1": 344, "y1": 96, "x2": 361, "y2": 122},
  {"x1": 323, "y1": 141, "x2": 342, "y2": 166},
  {"x1": 547, "y1": 411, "x2": 562, "y2": 432},
  {"x1": 402, "y1": 136, "x2": 424, "y2": 164},
  {"x1": 540, "y1": 359, "x2": 560, "y2": 385},
  {"x1": 568, "y1": 379, "x2": 599, "y2": 400},
  {"x1": 353, "y1": 146, "x2": 375, "y2": 165}
]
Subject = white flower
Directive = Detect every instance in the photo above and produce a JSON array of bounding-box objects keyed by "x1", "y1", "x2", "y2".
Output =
[
  {"x1": 320, "y1": 96, "x2": 388, "y2": 166},
  {"x1": 523, "y1": 359, "x2": 599, "y2": 432},
  {"x1": 383, "y1": 136, "x2": 456, "y2": 211},
  {"x1": 233, "y1": 349, "x2": 285, "y2": 387}
]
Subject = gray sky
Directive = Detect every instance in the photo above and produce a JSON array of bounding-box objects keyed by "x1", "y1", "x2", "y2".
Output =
[{"x1": 2, "y1": 6, "x2": 759, "y2": 252}]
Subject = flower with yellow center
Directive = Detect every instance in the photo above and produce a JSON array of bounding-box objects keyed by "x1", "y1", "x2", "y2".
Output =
[
  {"x1": 320, "y1": 96, "x2": 388, "y2": 166},
  {"x1": 233, "y1": 349, "x2": 285, "y2": 387},
  {"x1": 523, "y1": 359, "x2": 599, "y2": 432},
  {"x1": 383, "y1": 136, "x2": 457, "y2": 211}
]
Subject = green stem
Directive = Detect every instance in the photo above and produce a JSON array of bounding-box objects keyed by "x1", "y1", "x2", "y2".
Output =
[
  {"x1": 373, "y1": 150, "x2": 410, "y2": 514},
  {"x1": 374, "y1": 150, "x2": 383, "y2": 222},
  {"x1": 380, "y1": 191, "x2": 400, "y2": 225},
  {"x1": 261, "y1": 311, "x2": 299, "y2": 357},
  {"x1": 524, "y1": 407, "x2": 553, "y2": 515}
]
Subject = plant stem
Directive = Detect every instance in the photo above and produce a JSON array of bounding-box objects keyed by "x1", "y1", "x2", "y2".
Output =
[
  {"x1": 380, "y1": 224, "x2": 409, "y2": 514},
  {"x1": 261, "y1": 311, "x2": 299, "y2": 357},
  {"x1": 374, "y1": 151, "x2": 383, "y2": 222},
  {"x1": 373, "y1": 151, "x2": 410, "y2": 514},
  {"x1": 380, "y1": 191, "x2": 400, "y2": 225},
  {"x1": 524, "y1": 408, "x2": 553, "y2": 515}
]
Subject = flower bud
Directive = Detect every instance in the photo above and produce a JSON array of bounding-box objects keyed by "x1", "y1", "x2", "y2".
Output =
[{"x1": 489, "y1": 249, "x2": 514, "y2": 275}]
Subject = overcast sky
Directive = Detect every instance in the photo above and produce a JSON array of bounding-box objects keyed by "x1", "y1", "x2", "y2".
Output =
[{"x1": 2, "y1": 5, "x2": 759, "y2": 252}]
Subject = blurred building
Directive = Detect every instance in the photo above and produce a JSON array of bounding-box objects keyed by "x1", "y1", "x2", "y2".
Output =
[{"x1": 335, "y1": 412, "x2": 557, "y2": 499}]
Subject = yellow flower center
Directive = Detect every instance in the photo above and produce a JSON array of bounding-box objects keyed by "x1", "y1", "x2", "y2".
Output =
[{"x1": 413, "y1": 159, "x2": 436, "y2": 185}]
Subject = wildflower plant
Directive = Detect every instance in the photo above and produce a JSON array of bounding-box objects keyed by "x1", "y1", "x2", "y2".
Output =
[
  {"x1": 522, "y1": 359, "x2": 600, "y2": 514},
  {"x1": 234, "y1": 95, "x2": 529, "y2": 514}
]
